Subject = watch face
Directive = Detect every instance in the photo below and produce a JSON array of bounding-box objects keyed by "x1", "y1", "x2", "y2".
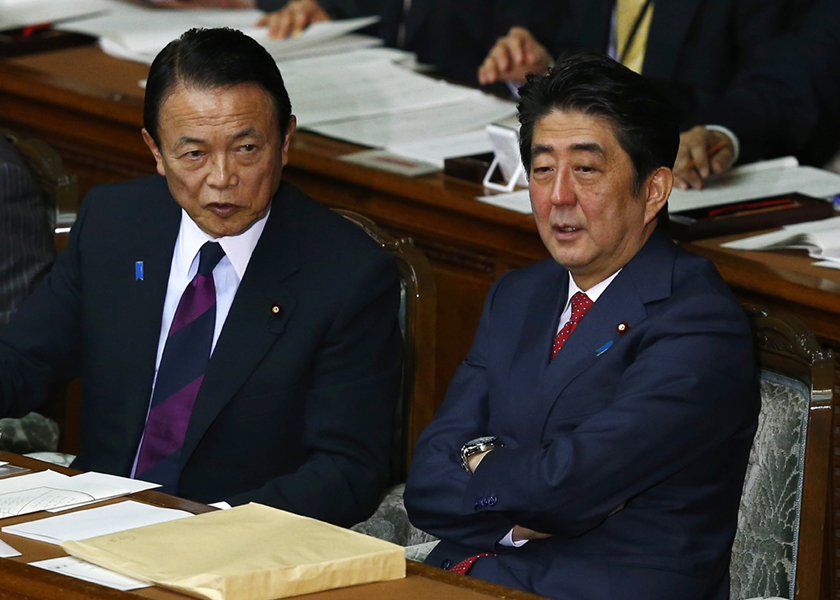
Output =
[{"x1": 470, "y1": 436, "x2": 498, "y2": 447}]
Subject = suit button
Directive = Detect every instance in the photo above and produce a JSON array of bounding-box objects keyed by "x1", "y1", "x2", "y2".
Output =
[
  {"x1": 441, "y1": 559, "x2": 451, "y2": 570},
  {"x1": 474, "y1": 498, "x2": 484, "y2": 509},
  {"x1": 487, "y1": 496, "x2": 497, "y2": 506}
]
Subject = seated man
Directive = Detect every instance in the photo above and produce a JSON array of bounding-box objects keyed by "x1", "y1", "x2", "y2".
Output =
[
  {"x1": 404, "y1": 53, "x2": 759, "y2": 600},
  {"x1": 0, "y1": 27, "x2": 402, "y2": 527}
]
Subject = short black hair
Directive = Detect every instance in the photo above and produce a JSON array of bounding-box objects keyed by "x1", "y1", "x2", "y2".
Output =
[
  {"x1": 518, "y1": 52, "x2": 679, "y2": 196},
  {"x1": 144, "y1": 28, "x2": 292, "y2": 147}
]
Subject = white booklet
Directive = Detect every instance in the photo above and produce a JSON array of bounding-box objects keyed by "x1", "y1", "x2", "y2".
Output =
[{"x1": 722, "y1": 215, "x2": 840, "y2": 262}]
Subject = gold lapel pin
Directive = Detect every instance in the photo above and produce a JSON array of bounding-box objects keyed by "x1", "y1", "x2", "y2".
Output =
[
  {"x1": 617, "y1": 322, "x2": 629, "y2": 334},
  {"x1": 271, "y1": 303, "x2": 283, "y2": 316}
]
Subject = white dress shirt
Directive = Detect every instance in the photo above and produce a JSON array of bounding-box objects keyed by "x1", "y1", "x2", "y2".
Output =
[
  {"x1": 130, "y1": 206, "x2": 270, "y2": 476},
  {"x1": 498, "y1": 268, "x2": 621, "y2": 548}
]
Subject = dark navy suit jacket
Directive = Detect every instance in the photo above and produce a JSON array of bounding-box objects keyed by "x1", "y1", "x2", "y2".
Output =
[
  {"x1": 405, "y1": 231, "x2": 759, "y2": 600},
  {"x1": 0, "y1": 176, "x2": 402, "y2": 527}
]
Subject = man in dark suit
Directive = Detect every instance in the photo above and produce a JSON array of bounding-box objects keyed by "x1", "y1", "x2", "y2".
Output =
[
  {"x1": 404, "y1": 54, "x2": 759, "y2": 600},
  {"x1": 477, "y1": 0, "x2": 795, "y2": 186},
  {"x1": 0, "y1": 137, "x2": 55, "y2": 327},
  {"x1": 0, "y1": 28, "x2": 402, "y2": 527}
]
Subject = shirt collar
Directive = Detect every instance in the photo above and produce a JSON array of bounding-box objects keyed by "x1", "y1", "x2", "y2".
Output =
[
  {"x1": 176, "y1": 205, "x2": 271, "y2": 279},
  {"x1": 566, "y1": 269, "x2": 621, "y2": 305}
]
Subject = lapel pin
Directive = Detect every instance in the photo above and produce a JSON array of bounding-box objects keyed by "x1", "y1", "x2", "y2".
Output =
[
  {"x1": 617, "y1": 322, "x2": 629, "y2": 335},
  {"x1": 596, "y1": 341, "x2": 613, "y2": 356},
  {"x1": 270, "y1": 303, "x2": 283, "y2": 316},
  {"x1": 135, "y1": 261, "x2": 144, "y2": 281}
]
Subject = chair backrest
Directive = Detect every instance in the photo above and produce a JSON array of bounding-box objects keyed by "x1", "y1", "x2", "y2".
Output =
[
  {"x1": 332, "y1": 209, "x2": 436, "y2": 483},
  {"x1": 0, "y1": 128, "x2": 78, "y2": 229},
  {"x1": 730, "y1": 306, "x2": 833, "y2": 600}
]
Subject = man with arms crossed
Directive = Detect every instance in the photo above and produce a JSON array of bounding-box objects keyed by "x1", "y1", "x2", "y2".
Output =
[
  {"x1": 0, "y1": 28, "x2": 402, "y2": 527},
  {"x1": 405, "y1": 53, "x2": 758, "y2": 600}
]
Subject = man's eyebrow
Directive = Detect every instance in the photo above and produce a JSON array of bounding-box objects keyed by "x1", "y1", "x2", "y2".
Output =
[
  {"x1": 531, "y1": 143, "x2": 553, "y2": 160},
  {"x1": 569, "y1": 142, "x2": 606, "y2": 157},
  {"x1": 174, "y1": 135, "x2": 205, "y2": 149},
  {"x1": 230, "y1": 127, "x2": 258, "y2": 141}
]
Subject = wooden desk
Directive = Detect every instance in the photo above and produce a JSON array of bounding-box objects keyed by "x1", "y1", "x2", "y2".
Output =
[{"x1": 0, "y1": 452, "x2": 546, "y2": 600}]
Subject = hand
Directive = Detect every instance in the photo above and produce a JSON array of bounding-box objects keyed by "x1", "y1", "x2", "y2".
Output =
[
  {"x1": 478, "y1": 27, "x2": 551, "y2": 85},
  {"x1": 467, "y1": 449, "x2": 491, "y2": 473},
  {"x1": 257, "y1": 0, "x2": 330, "y2": 39},
  {"x1": 154, "y1": 0, "x2": 255, "y2": 8},
  {"x1": 511, "y1": 525, "x2": 552, "y2": 542},
  {"x1": 673, "y1": 126, "x2": 736, "y2": 190}
]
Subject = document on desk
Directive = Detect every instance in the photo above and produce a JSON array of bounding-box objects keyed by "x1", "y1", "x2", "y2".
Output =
[
  {"x1": 722, "y1": 215, "x2": 840, "y2": 263},
  {"x1": 310, "y1": 93, "x2": 516, "y2": 149},
  {"x1": 0, "y1": 538, "x2": 21, "y2": 558},
  {"x1": 3, "y1": 500, "x2": 192, "y2": 544},
  {"x1": 31, "y1": 557, "x2": 150, "y2": 591},
  {"x1": 476, "y1": 189, "x2": 532, "y2": 214},
  {"x1": 61, "y1": 4, "x2": 380, "y2": 64},
  {"x1": 669, "y1": 157, "x2": 840, "y2": 212},
  {"x1": 281, "y1": 51, "x2": 476, "y2": 126},
  {"x1": 0, "y1": 470, "x2": 144, "y2": 518},
  {"x1": 0, "y1": 0, "x2": 113, "y2": 30}
]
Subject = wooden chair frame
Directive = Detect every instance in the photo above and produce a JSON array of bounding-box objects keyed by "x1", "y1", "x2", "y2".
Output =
[
  {"x1": 745, "y1": 305, "x2": 834, "y2": 600},
  {"x1": 333, "y1": 209, "x2": 436, "y2": 482}
]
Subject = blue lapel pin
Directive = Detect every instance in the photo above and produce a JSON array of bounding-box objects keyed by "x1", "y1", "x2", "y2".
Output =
[
  {"x1": 596, "y1": 340, "x2": 613, "y2": 356},
  {"x1": 135, "y1": 261, "x2": 144, "y2": 281}
]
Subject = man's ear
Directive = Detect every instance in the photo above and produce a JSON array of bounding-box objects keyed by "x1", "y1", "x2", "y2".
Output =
[
  {"x1": 643, "y1": 167, "x2": 673, "y2": 225},
  {"x1": 141, "y1": 128, "x2": 167, "y2": 177},
  {"x1": 281, "y1": 115, "x2": 297, "y2": 168}
]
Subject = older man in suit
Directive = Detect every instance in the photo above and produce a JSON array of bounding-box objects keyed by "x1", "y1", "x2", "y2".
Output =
[
  {"x1": 0, "y1": 137, "x2": 55, "y2": 327},
  {"x1": 0, "y1": 28, "x2": 402, "y2": 527},
  {"x1": 404, "y1": 54, "x2": 759, "y2": 600}
]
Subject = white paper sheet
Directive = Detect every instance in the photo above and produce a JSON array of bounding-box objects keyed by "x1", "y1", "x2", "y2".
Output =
[
  {"x1": 280, "y1": 52, "x2": 475, "y2": 126},
  {"x1": 388, "y1": 130, "x2": 494, "y2": 168},
  {"x1": 309, "y1": 93, "x2": 515, "y2": 148},
  {"x1": 31, "y1": 557, "x2": 150, "y2": 591},
  {"x1": 3, "y1": 500, "x2": 192, "y2": 544},
  {"x1": 0, "y1": 538, "x2": 21, "y2": 558},
  {"x1": 476, "y1": 189, "x2": 532, "y2": 214},
  {"x1": 669, "y1": 157, "x2": 840, "y2": 212},
  {"x1": 46, "y1": 472, "x2": 160, "y2": 512},
  {"x1": 0, "y1": 470, "x2": 130, "y2": 519},
  {"x1": 0, "y1": 0, "x2": 113, "y2": 30}
]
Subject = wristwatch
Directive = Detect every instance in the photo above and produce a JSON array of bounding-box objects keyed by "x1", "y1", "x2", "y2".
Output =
[{"x1": 460, "y1": 436, "x2": 503, "y2": 472}]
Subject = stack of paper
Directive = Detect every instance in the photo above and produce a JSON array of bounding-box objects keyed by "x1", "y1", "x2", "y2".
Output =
[
  {"x1": 0, "y1": 470, "x2": 158, "y2": 518},
  {"x1": 669, "y1": 157, "x2": 840, "y2": 213},
  {"x1": 3, "y1": 499, "x2": 191, "y2": 544},
  {"x1": 59, "y1": 2, "x2": 381, "y2": 65},
  {"x1": 722, "y1": 215, "x2": 840, "y2": 269}
]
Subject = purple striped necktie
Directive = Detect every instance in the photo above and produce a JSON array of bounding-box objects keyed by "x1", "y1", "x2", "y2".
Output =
[{"x1": 135, "y1": 241, "x2": 226, "y2": 492}]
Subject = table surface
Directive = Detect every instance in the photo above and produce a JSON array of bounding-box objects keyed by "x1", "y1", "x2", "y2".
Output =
[{"x1": 0, "y1": 452, "x2": 546, "y2": 600}]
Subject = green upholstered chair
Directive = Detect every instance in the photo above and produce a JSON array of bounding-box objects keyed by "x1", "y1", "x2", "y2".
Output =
[{"x1": 730, "y1": 306, "x2": 833, "y2": 600}]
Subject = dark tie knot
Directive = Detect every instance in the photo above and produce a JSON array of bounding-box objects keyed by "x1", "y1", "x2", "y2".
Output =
[{"x1": 197, "y1": 242, "x2": 226, "y2": 276}]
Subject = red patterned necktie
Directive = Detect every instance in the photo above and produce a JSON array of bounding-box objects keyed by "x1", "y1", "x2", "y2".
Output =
[
  {"x1": 135, "y1": 241, "x2": 225, "y2": 492},
  {"x1": 448, "y1": 552, "x2": 495, "y2": 575},
  {"x1": 551, "y1": 291, "x2": 593, "y2": 359}
]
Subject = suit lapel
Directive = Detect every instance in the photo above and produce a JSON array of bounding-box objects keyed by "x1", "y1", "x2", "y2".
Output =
[
  {"x1": 523, "y1": 232, "x2": 676, "y2": 443},
  {"x1": 179, "y1": 184, "x2": 300, "y2": 465},
  {"x1": 508, "y1": 265, "x2": 568, "y2": 397},
  {"x1": 122, "y1": 189, "x2": 181, "y2": 451},
  {"x1": 643, "y1": 0, "x2": 703, "y2": 79}
]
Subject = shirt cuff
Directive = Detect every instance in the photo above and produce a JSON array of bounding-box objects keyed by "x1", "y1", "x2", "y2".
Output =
[
  {"x1": 704, "y1": 124, "x2": 740, "y2": 164},
  {"x1": 498, "y1": 528, "x2": 529, "y2": 548}
]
